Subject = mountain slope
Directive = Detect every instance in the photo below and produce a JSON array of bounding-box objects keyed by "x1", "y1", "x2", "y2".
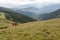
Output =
[
  {"x1": 39, "y1": 3, "x2": 60, "y2": 13},
  {"x1": 0, "y1": 7, "x2": 36, "y2": 23},
  {"x1": 38, "y1": 9, "x2": 60, "y2": 20},
  {"x1": 0, "y1": 18, "x2": 60, "y2": 40},
  {"x1": 12, "y1": 7, "x2": 37, "y2": 18},
  {"x1": 12, "y1": 3, "x2": 60, "y2": 18}
]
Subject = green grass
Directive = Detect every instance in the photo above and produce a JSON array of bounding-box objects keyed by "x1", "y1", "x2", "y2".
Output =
[{"x1": 0, "y1": 18, "x2": 60, "y2": 40}]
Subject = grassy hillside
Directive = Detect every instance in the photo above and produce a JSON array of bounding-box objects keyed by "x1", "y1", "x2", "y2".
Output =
[
  {"x1": 0, "y1": 7, "x2": 36, "y2": 23},
  {"x1": 0, "y1": 17, "x2": 60, "y2": 40},
  {"x1": 38, "y1": 9, "x2": 60, "y2": 20}
]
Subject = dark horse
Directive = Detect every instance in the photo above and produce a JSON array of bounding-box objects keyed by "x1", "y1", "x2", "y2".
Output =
[{"x1": 12, "y1": 22, "x2": 18, "y2": 26}]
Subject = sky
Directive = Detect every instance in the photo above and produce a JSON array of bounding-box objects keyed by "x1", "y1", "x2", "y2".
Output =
[
  {"x1": 0, "y1": 0, "x2": 60, "y2": 8},
  {"x1": 0, "y1": 0, "x2": 60, "y2": 5}
]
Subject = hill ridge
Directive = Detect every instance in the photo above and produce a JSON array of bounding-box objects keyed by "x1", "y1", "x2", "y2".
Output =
[{"x1": 0, "y1": 7, "x2": 37, "y2": 23}]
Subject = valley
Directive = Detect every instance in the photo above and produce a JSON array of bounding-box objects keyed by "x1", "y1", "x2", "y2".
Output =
[{"x1": 0, "y1": 3, "x2": 60, "y2": 40}]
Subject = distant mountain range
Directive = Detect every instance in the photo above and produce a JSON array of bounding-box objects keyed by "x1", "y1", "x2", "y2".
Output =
[
  {"x1": 0, "y1": 7, "x2": 36, "y2": 23},
  {"x1": 11, "y1": 3, "x2": 60, "y2": 19},
  {"x1": 0, "y1": 3, "x2": 60, "y2": 21},
  {"x1": 37, "y1": 9, "x2": 60, "y2": 20}
]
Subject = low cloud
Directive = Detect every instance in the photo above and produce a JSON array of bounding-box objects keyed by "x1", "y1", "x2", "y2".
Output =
[{"x1": 0, "y1": 0, "x2": 60, "y2": 5}]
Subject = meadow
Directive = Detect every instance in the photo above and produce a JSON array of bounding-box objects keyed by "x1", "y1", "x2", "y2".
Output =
[{"x1": 0, "y1": 18, "x2": 60, "y2": 40}]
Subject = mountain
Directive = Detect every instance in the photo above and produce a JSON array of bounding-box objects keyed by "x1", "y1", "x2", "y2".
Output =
[
  {"x1": 12, "y1": 7, "x2": 38, "y2": 18},
  {"x1": 37, "y1": 9, "x2": 60, "y2": 20},
  {"x1": 2, "y1": 3, "x2": 60, "y2": 20},
  {"x1": 12, "y1": 3, "x2": 51, "y2": 18},
  {"x1": 12, "y1": 3, "x2": 60, "y2": 19},
  {"x1": 0, "y1": 7, "x2": 36, "y2": 23},
  {"x1": 13, "y1": 7, "x2": 38, "y2": 18},
  {"x1": 39, "y1": 3, "x2": 60, "y2": 13}
]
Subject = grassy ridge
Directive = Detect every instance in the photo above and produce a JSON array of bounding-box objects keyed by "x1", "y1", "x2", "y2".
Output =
[{"x1": 0, "y1": 18, "x2": 60, "y2": 40}]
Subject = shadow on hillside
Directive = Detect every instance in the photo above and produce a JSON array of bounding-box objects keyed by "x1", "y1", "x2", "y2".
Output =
[{"x1": 4, "y1": 13, "x2": 37, "y2": 23}]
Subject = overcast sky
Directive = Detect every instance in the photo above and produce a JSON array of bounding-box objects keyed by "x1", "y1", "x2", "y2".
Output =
[
  {"x1": 0, "y1": 0, "x2": 60, "y2": 5},
  {"x1": 0, "y1": 0, "x2": 60, "y2": 8}
]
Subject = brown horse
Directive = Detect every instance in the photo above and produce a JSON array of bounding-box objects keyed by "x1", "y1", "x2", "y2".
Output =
[{"x1": 12, "y1": 22, "x2": 18, "y2": 26}]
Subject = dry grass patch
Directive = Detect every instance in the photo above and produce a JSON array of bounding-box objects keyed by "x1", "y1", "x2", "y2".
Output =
[{"x1": 0, "y1": 18, "x2": 60, "y2": 40}]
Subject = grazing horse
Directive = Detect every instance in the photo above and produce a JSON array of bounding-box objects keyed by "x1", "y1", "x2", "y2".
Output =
[{"x1": 12, "y1": 22, "x2": 18, "y2": 26}]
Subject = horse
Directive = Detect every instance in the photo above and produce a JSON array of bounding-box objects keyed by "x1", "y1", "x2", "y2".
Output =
[{"x1": 12, "y1": 22, "x2": 18, "y2": 26}]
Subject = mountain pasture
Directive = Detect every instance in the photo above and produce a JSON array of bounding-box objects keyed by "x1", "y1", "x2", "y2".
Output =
[
  {"x1": 0, "y1": 7, "x2": 60, "y2": 40},
  {"x1": 0, "y1": 18, "x2": 60, "y2": 40}
]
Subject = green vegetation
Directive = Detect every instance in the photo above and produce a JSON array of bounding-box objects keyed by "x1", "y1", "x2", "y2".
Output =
[
  {"x1": 0, "y1": 7, "x2": 60, "y2": 40},
  {"x1": 0, "y1": 7, "x2": 36, "y2": 23},
  {"x1": 38, "y1": 9, "x2": 60, "y2": 20},
  {"x1": 0, "y1": 16, "x2": 60, "y2": 40}
]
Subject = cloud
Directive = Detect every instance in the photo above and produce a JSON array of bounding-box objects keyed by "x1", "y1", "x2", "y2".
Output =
[
  {"x1": 0, "y1": 0, "x2": 60, "y2": 5},
  {"x1": 31, "y1": 0, "x2": 60, "y2": 3},
  {"x1": 0, "y1": 0, "x2": 34, "y2": 5},
  {"x1": 28, "y1": 0, "x2": 35, "y2": 1}
]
